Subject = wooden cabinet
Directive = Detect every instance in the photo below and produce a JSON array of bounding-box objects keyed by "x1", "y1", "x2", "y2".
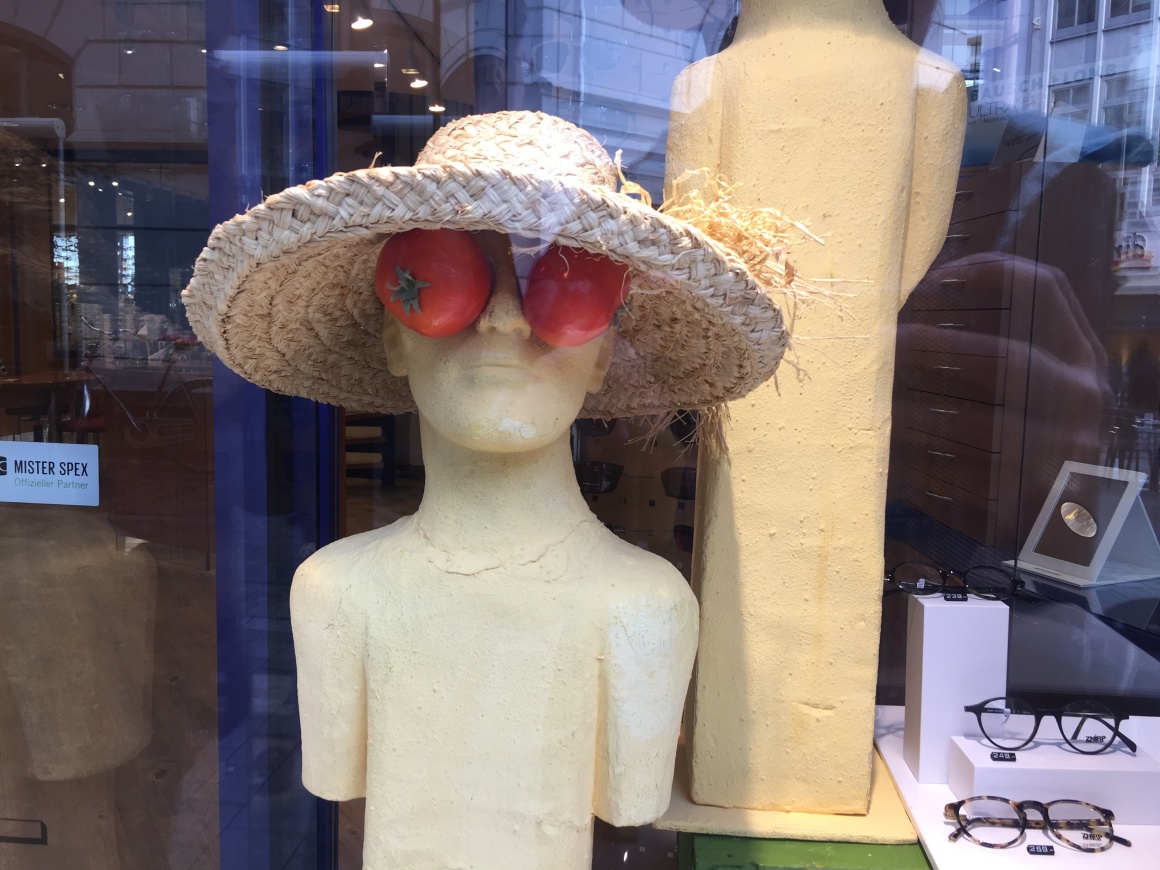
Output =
[{"x1": 889, "y1": 161, "x2": 1115, "y2": 552}]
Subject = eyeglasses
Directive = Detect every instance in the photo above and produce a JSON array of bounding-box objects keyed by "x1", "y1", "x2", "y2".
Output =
[
  {"x1": 944, "y1": 796, "x2": 1131, "y2": 851},
  {"x1": 883, "y1": 560, "x2": 1026, "y2": 601},
  {"x1": 964, "y1": 696, "x2": 1137, "y2": 754}
]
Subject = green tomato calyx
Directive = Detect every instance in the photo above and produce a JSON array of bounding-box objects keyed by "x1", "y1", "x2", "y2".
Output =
[{"x1": 388, "y1": 265, "x2": 430, "y2": 315}]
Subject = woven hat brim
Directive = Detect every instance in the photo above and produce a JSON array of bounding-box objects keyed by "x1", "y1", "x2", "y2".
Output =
[{"x1": 183, "y1": 163, "x2": 787, "y2": 417}]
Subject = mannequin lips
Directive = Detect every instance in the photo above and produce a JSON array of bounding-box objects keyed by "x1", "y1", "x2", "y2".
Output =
[
  {"x1": 471, "y1": 352, "x2": 530, "y2": 368},
  {"x1": 462, "y1": 349, "x2": 541, "y2": 385},
  {"x1": 461, "y1": 332, "x2": 544, "y2": 373}
]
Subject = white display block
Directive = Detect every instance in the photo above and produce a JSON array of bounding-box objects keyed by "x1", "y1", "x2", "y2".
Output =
[
  {"x1": 903, "y1": 595, "x2": 1009, "y2": 783},
  {"x1": 877, "y1": 706, "x2": 1160, "y2": 870},
  {"x1": 948, "y1": 735, "x2": 1160, "y2": 825}
]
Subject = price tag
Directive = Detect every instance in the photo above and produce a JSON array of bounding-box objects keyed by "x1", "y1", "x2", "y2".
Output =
[
  {"x1": 1027, "y1": 844, "x2": 1054, "y2": 855},
  {"x1": 943, "y1": 591, "x2": 969, "y2": 602},
  {"x1": 990, "y1": 751, "x2": 1017, "y2": 762}
]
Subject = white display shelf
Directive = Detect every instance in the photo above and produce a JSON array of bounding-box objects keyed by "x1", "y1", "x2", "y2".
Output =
[{"x1": 875, "y1": 705, "x2": 1160, "y2": 869}]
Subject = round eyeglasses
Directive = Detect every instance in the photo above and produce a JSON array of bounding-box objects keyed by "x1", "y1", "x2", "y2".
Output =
[
  {"x1": 883, "y1": 560, "x2": 1024, "y2": 601},
  {"x1": 964, "y1": 696, "x2": 1137, "y2": 755},
  {"x1": 945, "y1": 796, "x2": 1131, "y2": 852}
]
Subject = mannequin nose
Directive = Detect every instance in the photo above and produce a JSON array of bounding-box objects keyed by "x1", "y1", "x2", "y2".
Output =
[{"x1": 477, "y1": 250, "x2": 532, "y2": 339}]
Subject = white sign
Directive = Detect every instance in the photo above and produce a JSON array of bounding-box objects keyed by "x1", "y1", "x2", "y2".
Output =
[{"x1": 0, "y1": 441, "x2": 99, "y2": 507}]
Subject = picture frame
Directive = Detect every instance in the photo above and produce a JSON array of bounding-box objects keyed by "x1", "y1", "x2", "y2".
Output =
[{"x1": 1011, "y1": 461, "x2": 1160, "y2": 586}]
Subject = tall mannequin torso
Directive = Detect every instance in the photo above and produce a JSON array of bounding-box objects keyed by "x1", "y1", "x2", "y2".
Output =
[{"x1": 666, "y1": 0, "x2": 965, "y2": 813}]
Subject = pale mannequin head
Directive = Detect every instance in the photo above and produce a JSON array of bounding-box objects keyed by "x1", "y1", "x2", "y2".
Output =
[{"x1": 381, "y1": 230, "x2": 615, "y2": 455}]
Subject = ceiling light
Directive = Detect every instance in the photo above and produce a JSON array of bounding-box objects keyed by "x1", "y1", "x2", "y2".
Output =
[
  {"x1": 374, "y1": 62, "x2": 385, "y2": 68},
  {"x1": 410, "y1": 77, "x2": 428, "y2": 88},
  {"x1": 401, "y1": 67, "x2": 420, "y2": 75},
  {"x1": 993, "y1": 66, "x2": 1002, "y2": 72},
  {"x1": 274, "y1": 44, "x2": 289, "y2": 51},
  {"x1": 351, "y1": 0, "x2": 373, "y2": 28},
  {"x1": 429, "y1": 102, "x2": 445, "y2": 113},
  {"x1": 126, "y1": 211, "x2": 133, "y2": 217},
  {"x1": 323, "y1": 3, "x2": 340, "y2": 11},
  {"x1": 352, "y1": 15, "x2": 372, "y2": 29},
  {"x1": 111, "y1": 181, "x2": 119, "y2": 187},
  {"x1": 88, "y1": 180, "x2": 95, "y2": 186}
]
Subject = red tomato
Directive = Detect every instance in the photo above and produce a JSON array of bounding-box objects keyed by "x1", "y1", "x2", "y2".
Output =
[
  {"x1": 522, "y1": 245, "x2": 631, "y2": 348},
  {"x1": 375, "y1": 229, "x2": 491, "y2": 338}
]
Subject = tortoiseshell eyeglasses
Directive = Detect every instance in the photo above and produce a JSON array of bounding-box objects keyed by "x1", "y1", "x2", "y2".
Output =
[{"x1": 945, "y1": 797, "x2": 1131, "y2": 852}]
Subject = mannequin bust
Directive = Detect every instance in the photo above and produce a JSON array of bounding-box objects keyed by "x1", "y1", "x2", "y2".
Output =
[
  {"x1": 290, "y1": 232, "x2": 697, "y2": 869},
  {"x1": 666, "y1": 0, "x2": 966, "y2": 813}
]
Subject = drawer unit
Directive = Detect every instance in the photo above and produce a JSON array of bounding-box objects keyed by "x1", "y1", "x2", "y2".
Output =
[
  {"x1": 896, "y1": 390, "x2": 1003, "y2": 453},
  {"x1": 892, "y1": 428, "x2": 1000, "y2": 500},
  {"x1": 898, "y1": 350, "x2": 1006, "y2": 405},
  {"x1": 896, "y1": 465, "x2": 998, "y2": 545},
  {"x1": 898, "y1": 308, "x2": 1010, "y2": 356},
  {"x1": 908, "y1": 259, "x2": 1019, "y2": 310},
  {"x1": 931, "y1": 212, "x2": 1016, "y2": 269},
  {"x1": 950, "y1": 163, "x2": 1023, "y2": 223},
  {"x1": 891, "y1": 161, "x2": 1095, "y2": 553}
]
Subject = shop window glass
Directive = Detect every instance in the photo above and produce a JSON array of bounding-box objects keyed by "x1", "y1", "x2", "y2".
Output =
[
  {"x1": 881, "y1": 0, "x2": 1160, "y2": 733},
  {"x1": 6, "y1": 0, "x2": 1159, "y2": 866},
  {"x1": 1, "y1": 0, "x2": 219, "y2": 859}
]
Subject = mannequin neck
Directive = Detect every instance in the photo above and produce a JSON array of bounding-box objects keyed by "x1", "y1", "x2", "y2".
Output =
[
  {"x1": 411, "y1": 418, "x2": 596, "y2": 558},
  {"x1": 734, "y1": 0, "x2": 894, "y2": 39}
]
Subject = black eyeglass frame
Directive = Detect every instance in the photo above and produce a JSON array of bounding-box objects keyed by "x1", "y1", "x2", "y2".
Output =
[
  {"x1": 883, "y1": 560, "x2": 1027, "y2": 601},
  {"x1": 944, "y1": 796, "x2": 1131, "y2": 852},
  {"x1": 964, "y1": 696, "x2": 1137, "y2": 754}
]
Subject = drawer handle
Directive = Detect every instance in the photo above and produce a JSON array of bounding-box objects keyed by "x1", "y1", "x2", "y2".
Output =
[
  {"x1": 925, "y1": 491, "x2": 954, "y2": 502},
  {"x1": 932, "y1": 365, "x2": 962, "y2": 372},
  {"x1": 928, "y1": 407, "x2": 959, "y2": 415},
  {"x1": 927, "y1": 450, "x2": 957, "y2": 460},
  {"x1": 940, "y1": 278, "x2": 967, "y2": 288},
  {"x1": 937, "y1": 323, "x2": 966, "y2": 329},
  {"x1": 945, "y1": 233, "x2": 971, "y2": 241}
]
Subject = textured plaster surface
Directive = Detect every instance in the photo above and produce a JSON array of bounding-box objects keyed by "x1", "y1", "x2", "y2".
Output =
[
  {"x1": 290, "y1": 234, "x2": 699, "y2": 868},
  {"x1": 654, "y1": 747, "x2": 916, "y2": 843},
  {"x1": 666, "y1": 0, "x2": 966, "y2": 815}
]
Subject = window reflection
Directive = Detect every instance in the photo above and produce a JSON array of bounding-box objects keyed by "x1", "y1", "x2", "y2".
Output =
[
  {"x1": 881, "y1": 0, "x2": 1160, "y2": 716},
  {"x1": 1, "y1": 0, "x2": 217, "y2": 867}
]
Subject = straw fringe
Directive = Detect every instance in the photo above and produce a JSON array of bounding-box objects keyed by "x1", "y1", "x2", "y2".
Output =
[{"x1": 656, "y1": 170, "x2": 836, "y2": 452}]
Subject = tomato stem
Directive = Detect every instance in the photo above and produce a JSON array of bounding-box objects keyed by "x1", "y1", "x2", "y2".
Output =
[{"x1": 387, "y1": 265, "x2": 430, "y2": 315}]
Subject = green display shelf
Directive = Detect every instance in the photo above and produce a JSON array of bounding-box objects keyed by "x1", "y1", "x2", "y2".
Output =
[{"x1": 678, "y1": 833, "x2": 932, "y2": 870}]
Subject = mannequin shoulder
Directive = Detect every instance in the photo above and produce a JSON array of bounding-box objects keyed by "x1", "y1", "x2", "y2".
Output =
[
  {"x1": 913, "y1": 47, "x2": 966, "y2": 96},
  {"x1": 293, "y1": 516, "x2": 416, "y2": 592},
  {"x1": 670, "y1": 54, "x2": 726, "y2": 115},
  {"x1": 584, "y1": 526, "x2": 698, "y2": 612}
]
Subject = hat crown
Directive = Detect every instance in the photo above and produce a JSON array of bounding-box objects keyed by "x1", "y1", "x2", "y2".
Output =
[{"x1": 415, "y1": 110, "x2": 619, "y2": 190}]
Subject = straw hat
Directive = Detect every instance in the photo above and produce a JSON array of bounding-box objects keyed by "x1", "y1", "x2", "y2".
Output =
[{"x1": 182, "y1": 110, "x2": 787, "y2": 418}]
